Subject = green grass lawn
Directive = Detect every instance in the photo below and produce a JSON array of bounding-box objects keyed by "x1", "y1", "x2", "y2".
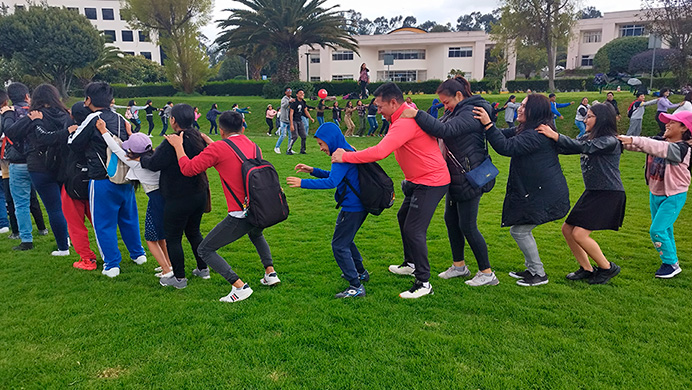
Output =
[{"x1": 2, "y1": 92, "x2": 691, "y2": 388}]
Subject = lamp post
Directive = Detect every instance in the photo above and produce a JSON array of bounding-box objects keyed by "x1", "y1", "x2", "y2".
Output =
[
  {"x1": 648, "y1": 34, "x2": 662, "y2": 92},
  {"x1": 305, "y1": 51, "x2": 310, "y2": 81}
]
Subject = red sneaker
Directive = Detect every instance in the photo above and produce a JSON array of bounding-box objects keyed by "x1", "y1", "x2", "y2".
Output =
[{"x1": 73, "y1": 259, "x2": 97, "y2": 271}]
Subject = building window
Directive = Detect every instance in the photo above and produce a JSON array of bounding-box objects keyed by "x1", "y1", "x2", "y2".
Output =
[
  {"x1": 376, "y1": 70, "x2": 426, "y2": 82},
  {"x1": 124, "y1": 51, "x2": 135, "y2": 56},
  {"x1": 310, "y1": 76, "x2": 321, "y2": 82},
  {"x1": 619, "y1": 24, "x2": 646, "y2": 37},
  {"x1": 332, "y1": 50, "x2": 354, "y2": 61},
  {"x1": 84, "y1": 7, "x2": 97, "y2": 20},
  {"x1": 140, "y1": 51, "x2": 152, "y2": 60},
  {"x1": 102, "y1": 8, "x2": 114, "y2": 20},
  {"x1": 103, "y1": 30, "x2": 116, "y2": 43},
  {"x1": 310, "y1": 56, "x2": 320, "y2": 64},
  {"x1": 581, "y1": 55, "x2": 594, "y2": 67},
  {"x1": 138, "y1": 31, "x2": 149, "y2": 42},
  {"x1": 377, "y1": 49, "x2": 426, "y2": 60},
  {"x1": 448, "y1": 47, "x2": 473, "y2": 58},
  {"x1": 122, "y1": 30, "x2": 134, "y2": 42},
  {"x1": 331, "y1": 75, "x2": 354, "y2": 81},
  {"x1": 15, "y1": 5, "x2": 24, "y2": 11},
  {"x1": 582, "y1": 31, "x2": 601, "y2": 43},
  {"x1": 66, "y1": 7, "x2": 78, "y2": 13}
]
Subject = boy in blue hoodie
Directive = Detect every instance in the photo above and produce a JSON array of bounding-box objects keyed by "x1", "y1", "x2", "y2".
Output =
[{"x1": 286, "y1": 122, "x2": 369, "y2": 298}]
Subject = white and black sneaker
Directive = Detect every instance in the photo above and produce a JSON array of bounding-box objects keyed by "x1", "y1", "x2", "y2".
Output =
[
  {"x1": 220, "y1": 284, "x2": 253, "y2": 303},
  {"x1": 260, "y1": 272, "x2": 281, "y2": 286},
  {"x1": 389, "y1": 263, "x2": 415, "y2": 276},
  {"x1": 509, "y1": 269, "x2": 532, "y2": 279},
  {"x1": 399, "y1": 280, "x2": 433, "y2": 299},
  {"x1": 516, "y1": 273, "x2": 549, "y2": 287}
]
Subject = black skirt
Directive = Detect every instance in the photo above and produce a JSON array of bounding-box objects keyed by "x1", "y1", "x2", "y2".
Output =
[{"x1": 565, "y1": 190, "x2": 626, "y2": 231}]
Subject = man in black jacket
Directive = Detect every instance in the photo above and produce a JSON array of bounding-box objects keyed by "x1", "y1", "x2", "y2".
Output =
[{"x1": 67, "y1": 82, "x2": 146, "y2": 278}]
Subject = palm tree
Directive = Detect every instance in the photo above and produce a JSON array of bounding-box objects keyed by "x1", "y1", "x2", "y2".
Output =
[{"x1": 215, "y1": 0, "x2": 358, "y2": 83}]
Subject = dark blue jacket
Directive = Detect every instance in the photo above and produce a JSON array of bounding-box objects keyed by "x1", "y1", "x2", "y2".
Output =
[{"x1": 300, "y1": 122, "x2": 364, "y2": 212}]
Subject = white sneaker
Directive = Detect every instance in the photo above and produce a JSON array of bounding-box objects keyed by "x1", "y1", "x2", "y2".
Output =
[
  {"x1": 148, "y1": 134, "x2": 153, "y2": 138},
  {"x1": 0, "y1": 227, "x2": 10, "y2": 234},
  {"x1": 260, "y1": 272, "x2": 281, "y2": 286},
  {"x1": 274, "y1": 147, "x2": 281, "y2": 154},
  {"x1": 133, "y1": 255, "x2": 147, "y2": 265},
  {"x1": 389, "y1": 263, "x2": 415, "y2": 275},
  {"x1": 154, "y1": 266, "x2": 162, "y2": 272},
  {"x1": 155, "y1": 271, "x2": 173, "y2": 278},
  {"x1": 51, "y1": 249, "x2": 70, "y2": 256},
  {"x1": 464, "y1": 271, "x2": 500, "y2": 286},
  {"x1": 399, "y1": 280, "x2": 433, "y2": 299},
  {"x1": 438, "y1": 265, "x2": 470, "y2": 279},
  {"x1": 102, "y1": 267, "x2": 121, "y2": 278},
  {"x1": 220, "y1": 284, "x2": 253, "y2": 303}
]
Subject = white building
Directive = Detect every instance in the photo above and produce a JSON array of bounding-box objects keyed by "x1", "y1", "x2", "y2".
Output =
[
  {"x1": 566, "y1": 9, "x2": 662, "y2": 70},
  {"x1": 299, "y1": 27, "x2": 517, "y2": 83},
  {"x1": 1, "y1": 0, "x2": 162, "y2": 64}
]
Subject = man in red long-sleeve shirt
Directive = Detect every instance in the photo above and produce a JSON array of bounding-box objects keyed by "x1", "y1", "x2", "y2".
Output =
[
  {"x1": 166, "y1": 110, "x2": 280, "y2": 303},
  {"x1": 332, "y1": 82, "x2": 450, "y2": 298}
]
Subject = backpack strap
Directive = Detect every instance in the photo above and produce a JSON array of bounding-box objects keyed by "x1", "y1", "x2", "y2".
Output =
[
  {"x1": 221, "y1": 138, "x2": 251, "y2": 161},
  {"x1": 335, "y1": 175, "x2": 361, "y2": 209},
  {"x1": 221, "y1": 176, "x2": 245, "y2": 211}
]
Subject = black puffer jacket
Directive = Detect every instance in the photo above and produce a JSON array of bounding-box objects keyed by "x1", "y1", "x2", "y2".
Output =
[
  {"x1": 67, "y1": 109, "x2": 129, "y2": 180},
  {"x1": 414, "y1": 94, "x2": 494, "y2": 201},
  {"x1": 485, "y1": 124, "x2": 570, "y2": 227}
]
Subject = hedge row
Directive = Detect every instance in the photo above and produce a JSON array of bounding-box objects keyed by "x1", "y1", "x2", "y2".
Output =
[{"x1": 82, "y1": 77, "x2": 679, "y2": 98}]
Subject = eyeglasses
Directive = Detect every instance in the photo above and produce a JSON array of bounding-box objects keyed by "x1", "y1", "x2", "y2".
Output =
[{"x1": 586, "y1": 114, "x2": 596, "y2": 119}]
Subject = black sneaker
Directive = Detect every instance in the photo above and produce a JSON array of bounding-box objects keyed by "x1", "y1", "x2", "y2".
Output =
[
  {"x1": 340, "y1": 270, "x2": 370, "y2": 282},
  {"x1": 13, "y1": 242, "x2": 34, "y2": 251},
  {"x1": 509, "y1": 269, "x2": 532, "y2": 279},
  {"x1": 516, "y1": 273, "x2": 549, "y2": 287},
  {"x1": 566, "y1": 267, "x2": 593, "y2": 281},
  {"x1": 588, "y1": 262, "x2": 621, "y2": 284},
  {"x1": 286, "y1": 151, "x2": 294, "y2": 155}
]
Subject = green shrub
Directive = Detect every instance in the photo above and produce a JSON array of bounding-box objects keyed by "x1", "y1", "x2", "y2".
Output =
[
  {"x1": 202, "y1": 80, "x2": 265, "y2": 96},
  {"x1": 262, "y1": 81, "x2": 314, "y2": 99}
]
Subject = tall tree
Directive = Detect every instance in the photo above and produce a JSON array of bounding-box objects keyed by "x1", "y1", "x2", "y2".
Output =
[
  {"x1": 580, "y1": 6, "x2": 602, "y2": 19},
  {"x1": 73, "y1": 45, "x2": 124, "y2": 87},
  {"x1": 515, "y1": 43, "x2": 548, "y2": 78},
  {"x1": 0, "y1": 5, "x2": 102, "y2": 97},
  {"x1": 643, "y1": 0, "x2": 692, "y2": 86},
  {"x1": 492, "y1": 0, "x2": 579, "y2": 91},
  {"x1": 216, "y1": 0, "x2": 358, "y2": 84},
  {"x1": 122, "y1": 0, "x2": 215, "y2": 93},
  {"x1": 456, "y1": 10, "x2": 499, "y2": 33}
]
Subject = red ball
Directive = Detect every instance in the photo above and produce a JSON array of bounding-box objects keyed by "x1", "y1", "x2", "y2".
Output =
[{"x1": 318, "y1": 89, "x2": 328, "y2": 99}]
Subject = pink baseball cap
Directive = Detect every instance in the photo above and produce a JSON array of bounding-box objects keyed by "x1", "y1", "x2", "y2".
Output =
[
  {"x1": 121, "y1": 133, "x2": 152, "y2": 154},
  {"x1": 659, "y1": 111, "x2": 692, "y2": 131}
]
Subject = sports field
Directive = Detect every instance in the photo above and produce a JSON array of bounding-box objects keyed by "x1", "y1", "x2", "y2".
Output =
[{"x1": 2, "y1": 92, "x2": 691, "y2": 388}]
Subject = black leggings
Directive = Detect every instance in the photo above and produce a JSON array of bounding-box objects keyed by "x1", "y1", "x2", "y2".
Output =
[
  {"x1": 146, "y1": 116, "x2": 155, "y2": 135},
  {"x1": 444, "y1": 195, "x2": 491, "y2": 271},
  {"x1": 163, "y1": 192, "x2": 207, "y2": 279},
  {"x1": 656, "y1": 111, "x2": 667, "y2": 136},
  {"x1": 129, "y1": 118, "x2": 141, "y2": 133},
  {"x1": 266, "y1": 118, "x2": 274, "y2": 132}
]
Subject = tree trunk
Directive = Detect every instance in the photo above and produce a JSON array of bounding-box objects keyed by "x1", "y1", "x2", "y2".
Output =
[
  {"x1": 275, "y1": 46, "x2": 299, "y2": 84},
  {"x1": 53, "y1": 72, "x2": 68, "y2": 98},
  {"x1": 545, "y1": 0, "x2": 556, "y2": 92}
]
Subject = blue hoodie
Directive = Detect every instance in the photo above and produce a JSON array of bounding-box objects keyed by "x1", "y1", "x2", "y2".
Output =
[
  {"x1": 427, "y1": 98, "x2": 443, "y2": 119},
  {"x1": 300, "y1": 122, "x2": 364, "y2": 212}
]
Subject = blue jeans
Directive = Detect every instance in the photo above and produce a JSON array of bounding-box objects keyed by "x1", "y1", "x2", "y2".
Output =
[
  {"x1": 367, "y1": 116, "x2": 378, "y2": 135},
  {"x1": 650, "y1": 192, "x2": 687, "y2": 264},
  {"x1": 30, "y1": 171, "x2": 69, "y2": 250},
  {"x1": 302, "y1": 116, "x2": 310, "y2": 136},
  {"x1": 275, "y1": 121, "x2": 290, "y2": 149},
  {"x1": 575, "y1": 120, "x2": 586, "y2": 138},
  {"x1": 317, "y1": 116, "x2": 325, "y2": 126},
  {"x1": 332, "y1": 210, "x2": 368, "y2": 287},
  {"x1": 159, "y1": 117, "x2": 168, "y2": 136},
  {"x1": 0, "y1": 177, "x2": 8, "y2": 228},
  {"x1": 9, "y1": 163, "x2": 33, "y2": 242},
  {"x1": 333, "y1": 119, "x2": 340, "y2": 128}
]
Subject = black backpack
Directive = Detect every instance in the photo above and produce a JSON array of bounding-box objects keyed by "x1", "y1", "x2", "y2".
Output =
[
  {"x1": 337, "y1": 161, "x2": 395, "y2": 215},
  {"x1": 221, "y1": 139, "x2": 289, "y2": 228},
  {"x1": 627, "y1": 100, "x2": 637, "y2": 118}
]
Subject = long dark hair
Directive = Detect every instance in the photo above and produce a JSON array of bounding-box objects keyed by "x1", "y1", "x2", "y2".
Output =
[
  {"x1": 504, "y1": 95, "x2": 516, "y2": 105},
  {"x1": 436, "y1": 75, "x2": 472, "y2": 98},
  {"x1": 210, "y1": 103, "x2": 217, "y2": 110},
  {"x1": 518, "y1": 94, "x2": 555, "y2": 134},
  {"x1": 587, "y1": 103, "x2": 617, "y2": 140},
  {"x1": 127, "y1": 99, "x2": 135, "y2": 106},
  {"x1": 360, "y1": 63, "x2": 368, "y2": 72},
  {"x1": 29, "y1": 84, "x2": 67, "y2": 112},
  {"x1": 684, "y1": 91, "x2": 692, "y2": 103}
]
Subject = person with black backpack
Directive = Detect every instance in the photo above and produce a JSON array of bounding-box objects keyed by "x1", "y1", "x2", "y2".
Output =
[
  {"x1": 8, "y1": 84, "x2": 72, "y2": 256},
  {"x1": 168, "y1": 110, "x2": 281, "y2": 303},
  {"x1": 400, "y1": 76, "x2": 499, "y2": 287},
  {"x1": 286, "y1": 122, "x2": 371, "y2": 298}
]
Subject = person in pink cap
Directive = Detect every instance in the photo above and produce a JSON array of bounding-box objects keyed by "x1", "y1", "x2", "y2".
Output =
[
  {"x1": 618, "y1": 110, "x2": 692, "y2": 278},
  {"x1": 96, "y1": 123, "x2": 172, "y2": 280}
]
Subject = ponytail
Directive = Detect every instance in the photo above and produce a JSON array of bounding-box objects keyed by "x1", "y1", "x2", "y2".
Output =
[{"x1": 436, "y1": 75, "x2": 472, "y2": 98}]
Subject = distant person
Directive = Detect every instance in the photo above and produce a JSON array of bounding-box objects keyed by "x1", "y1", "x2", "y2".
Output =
[
  {"x1": 366, "y1": 98, "x2": 378, "y2": 136},
  {"x1": 159, "y1": 101, "x2": 173, "y2": 136},
  {"x1": 288, "y1": 89, "x2": 314, "y2": 155},
  {"x1": 287, "y1": 122, "x2": 369, "y2": 298},
  {"x1": 144, "y1": 100, "x2": 158, "y2": 136},
  {"x1": 193, "y1": 106, "x2": 201, "y2": 129},
  {"x1": 206, "y1": 103, "x2": 222, "y2": 135},
  {"x1": 575, "y1": 97, "x2": 590, "y2": 138},
  {"x1": 674, "y1": 92, "x2": 692, "y2": 114},
  {"x1": 316, "y1": 99, "x2": 326, "y2": 126},
  {"x1": 231, "y1": 103, "x2": 250, "y2": 130},
  {"x1": 125, "y1": 99, "x2": 147, "y2": 133},
  {"x1": 358, "y1": 63, "x2": 370, "y2": 99},
  {"x1": 503, "y1": 95, "x2": 521, "y2": 127},
  {"x1": 332, "y1": 101, "x2": 342, "y2": 128},
  {"x1": 549, "y1": 93, "x2": 573, "y2": 124},
  {"x1": 265, "y1": 104, "x2": 277, "y2": 136},
  {"x1": 170, "y1": 110, "x2": 281, "y2": 302},
  {"x1": 332, "y1": 82, "x2": 451, "y2": 299},
  {"x1": 343, "y1": 100, "x2": 356, "y2": 137},
  {"x1": 405, "y1": 97, "x2": 417, "y2": 109},
  {"x1": 618, "y1": 110, "x2": 692, "y2": 279},
  {"x1": 605, "y1": 92, "x2": 620, "y2": 120},
  {"x1": 355, "y1": 100, "x2": 367, "y2": 136},
  {"x1": 427, "y1": 98, "x2": 444, "y2": 119},
  {"x1": 655, "y1": 88, "x2": 682, "y2": 136},
  {"x1": 474, "y1": 94, "x2": 570, "y2": 287},
  {"x1": 274, "y1": 88, "x2": 293, "y2": 154},
  {"x1": 625, "y1": 93, "x2": 658, "y2": 136}
]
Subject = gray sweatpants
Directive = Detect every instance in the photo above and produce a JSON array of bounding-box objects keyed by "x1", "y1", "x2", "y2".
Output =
[
  {"x1": 197, "y1": 215, "x2": 273, "y2": 284},
  {"x1": 509, "y1": 224, "x2": 545, "y2": 276},
  {"x1": 626, "y1": 118, "x2": 643, "y2": 136}
]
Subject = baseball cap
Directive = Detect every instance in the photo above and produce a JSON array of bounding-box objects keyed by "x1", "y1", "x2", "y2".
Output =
[
  {"x1": 659, "y1": 111, "x2": 692, "y2": 131},
  {"x1": 121, "y1": 132, "x2": 152, "y2": 154}
]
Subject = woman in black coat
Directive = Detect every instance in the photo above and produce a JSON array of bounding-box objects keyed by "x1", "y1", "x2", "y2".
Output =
[
  {"x1": 401, "y1": 76, "x2": 498, "y2": 286},
  {"x1": 474, "y1": 94, "x2": 570, "y2": 287}
]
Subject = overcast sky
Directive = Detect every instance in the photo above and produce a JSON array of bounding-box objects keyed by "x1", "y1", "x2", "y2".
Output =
[{"x1": 201, "y1": 0, "x2": 637, "y2": 42}]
